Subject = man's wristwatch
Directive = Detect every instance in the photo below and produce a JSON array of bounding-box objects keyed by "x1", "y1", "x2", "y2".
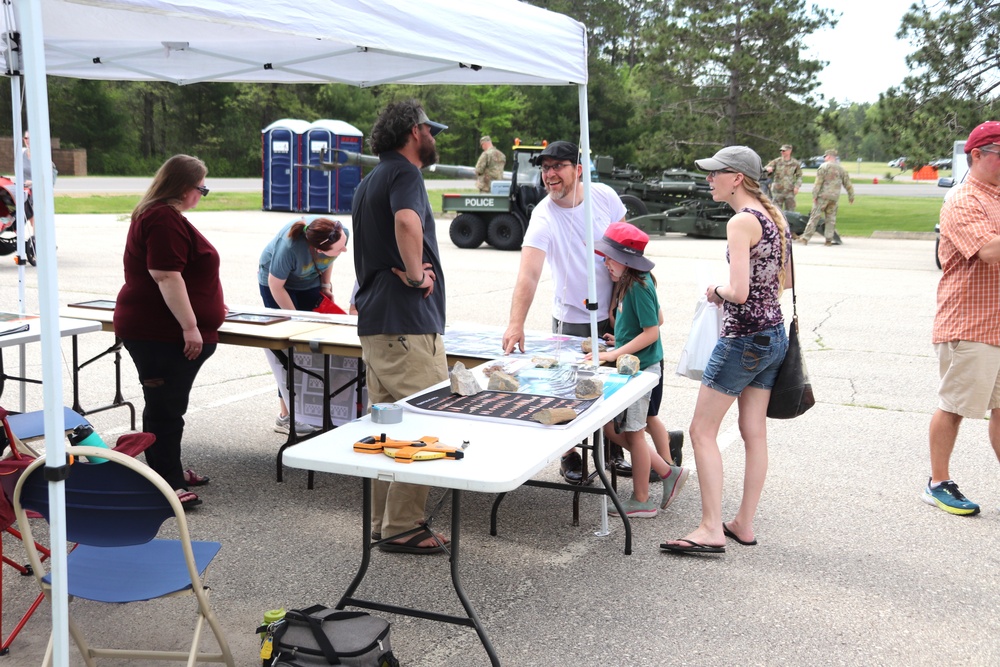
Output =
[{"x1": 406, "y1": 272, "x2": 424, "y2": 288}]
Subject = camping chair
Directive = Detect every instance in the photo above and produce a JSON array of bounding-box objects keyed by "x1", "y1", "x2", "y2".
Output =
[
  {"x1": 0, "y1": 405, "x2": 155, "y2": 655},
  {"x1": 12, "y1": 445, "x2": 234, "y2": 666}
]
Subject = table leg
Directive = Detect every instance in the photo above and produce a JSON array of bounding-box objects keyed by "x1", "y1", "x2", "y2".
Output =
[
  {"x1": 70, "y1": 335, "x2": 136, "y2": 429},
  {"x1": 336, "y1": 482, "x2": 500, "y2": 666}
]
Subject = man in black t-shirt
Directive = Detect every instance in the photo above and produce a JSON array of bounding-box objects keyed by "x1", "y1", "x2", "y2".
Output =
[{"x1": 351, "y1": 99, "x2": 451, "y2": 555}]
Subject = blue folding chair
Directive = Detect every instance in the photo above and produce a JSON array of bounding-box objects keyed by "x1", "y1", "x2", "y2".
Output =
[{"x1": 12, "y1": 446, "x2": 234, "y2": 666}]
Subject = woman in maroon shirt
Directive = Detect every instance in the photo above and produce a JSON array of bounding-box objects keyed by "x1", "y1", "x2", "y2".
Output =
[{"x1": 114, "y1": 155, "x2": 225, "y2": 508}]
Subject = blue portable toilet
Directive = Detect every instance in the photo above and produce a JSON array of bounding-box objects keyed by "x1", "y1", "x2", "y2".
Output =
[
  {"x1": 262, "y1": 118, "x2": 311, "y2": 212},
  {"x1": 303, "y1": 120, "x2": 364, "y2": 214}
]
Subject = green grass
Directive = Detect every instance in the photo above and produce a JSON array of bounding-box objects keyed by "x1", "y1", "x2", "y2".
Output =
[
  {"x1": 52, "y1": 188, "x2": 942, "y2": 237},
  {"x1": 53, "y1": 192, "x2": 263, "y2": 214},
  {"x1": 823, "y1": 196, "x2": 940, "y2": 236}
]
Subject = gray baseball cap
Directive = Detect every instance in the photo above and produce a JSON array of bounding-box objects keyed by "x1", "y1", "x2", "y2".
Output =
[
  {"x1": 694, "y1": 146, "x2": 763, "y2": 181},
  {"x1": 416, "y1": 109, "x2": 447, "y2": 136}
]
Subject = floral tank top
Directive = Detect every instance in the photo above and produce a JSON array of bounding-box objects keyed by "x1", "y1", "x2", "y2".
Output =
[{"x1": 722, "y1": 208, "x2": 789, "y2": 337}]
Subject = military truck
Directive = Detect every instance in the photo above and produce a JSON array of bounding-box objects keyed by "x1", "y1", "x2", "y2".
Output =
[{"x1": 442, "y1": 143, "x2": 549, "y2": 250}]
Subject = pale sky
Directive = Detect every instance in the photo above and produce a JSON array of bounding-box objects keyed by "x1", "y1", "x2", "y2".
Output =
[{"x1": 806, "y1": 0, "x2": 923, "y2": 104}]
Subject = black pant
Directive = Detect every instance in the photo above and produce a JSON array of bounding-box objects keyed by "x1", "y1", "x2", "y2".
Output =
[
  {"x1": 552, "y1": 318, "x2": 612, "y2": 339},
  {"x1": 122, "y1": 339, "x2": 216, "y2": 490}
]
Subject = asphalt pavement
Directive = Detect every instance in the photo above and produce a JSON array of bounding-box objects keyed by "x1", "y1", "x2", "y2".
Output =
[{"x1": 0, "y1": 211, "x2": 995, "y2": 666}]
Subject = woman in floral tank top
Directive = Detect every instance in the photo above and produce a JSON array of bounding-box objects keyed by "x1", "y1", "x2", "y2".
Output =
[{"x1": 662, "y1": 146, "x2": 791, "y2": 556}]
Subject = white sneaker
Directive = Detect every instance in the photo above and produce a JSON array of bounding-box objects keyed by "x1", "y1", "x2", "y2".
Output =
[{"x1": 274, "y1": 414, "x2": 319, "y2": 435}]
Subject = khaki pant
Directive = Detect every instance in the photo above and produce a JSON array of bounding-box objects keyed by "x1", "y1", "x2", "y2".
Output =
[
  {"x1": 771, "y1": 190, "x2": 796, "y2": 212},
  {"x1": 803, "y1": 197, "x2": 839, "y2": 243},
  {"x1": 360, "y1": 333, "x2": 448, "y2": 539}
]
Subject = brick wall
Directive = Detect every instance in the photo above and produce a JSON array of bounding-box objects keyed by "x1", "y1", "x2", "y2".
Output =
[{"x1": 0, "y1": 137, "x2": 88, "y2": 176}]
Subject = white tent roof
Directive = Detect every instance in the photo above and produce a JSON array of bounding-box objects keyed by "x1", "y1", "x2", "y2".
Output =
[
  {"x1": 8, "y1": 1, "x2": 592, "y2": 664},
  {"x1": 15, "y1": 0, "x2": 588, "y2": 86}
]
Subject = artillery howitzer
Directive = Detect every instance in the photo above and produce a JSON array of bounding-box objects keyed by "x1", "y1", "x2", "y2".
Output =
[{"x1": 594, "y1": 157, "x2": 810, "y2": 239}]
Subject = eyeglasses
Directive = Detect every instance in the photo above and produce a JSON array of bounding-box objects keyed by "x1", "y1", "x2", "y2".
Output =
[
  {"x1": 196, "y1": 185, "x2": 210, "y2": 196},
  {"x1": 708, "y1": 169, "x2": 737, "y2": 178},
  {"x1": 319, "y1": 222, "x2": 345, "y2": 250},
  {"x1": 540, "y1": 162, "x2": 574, "y2": 174},
  {"x1": 978, "y1": 147, "x2": 1000, "y2": 157}
]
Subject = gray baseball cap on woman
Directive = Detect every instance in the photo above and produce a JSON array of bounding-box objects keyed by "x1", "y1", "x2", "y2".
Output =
[{"x1": 694, "y1": 146, "x2": 763, "y2": 181}]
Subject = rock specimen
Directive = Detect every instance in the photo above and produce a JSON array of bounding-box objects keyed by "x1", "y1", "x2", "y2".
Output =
[
  {"x1": 616, "y1": 354, "x2": 640, "y2": 376},
  {"x1": 575, "y1": 376, "x2": 604, "y2": 399},
  {"x1": 449, "y1": 361, "x2": 482, "y2": 396},
  {"x1": 580, "y1": 338, "x2": 607, "y2": 354},
  {"x1": 488, "y1": 371, "x2": 519, "y2": 392},
  {"x1": 531, "y1": 356, "x2": 558, "y2": 368},
  {"x1": 531, "y1": 407, "x2": 577, "y2": 425}
]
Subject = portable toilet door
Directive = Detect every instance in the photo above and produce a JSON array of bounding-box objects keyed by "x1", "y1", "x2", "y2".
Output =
[
  {"x1": 262, "y1": 118, "x2": 311, "y2": 211},
  {"x1": 304, "y1": 120, "x2": 364, "y2": 213}
]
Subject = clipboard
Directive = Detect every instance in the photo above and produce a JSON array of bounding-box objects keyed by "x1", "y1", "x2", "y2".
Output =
[
  {"x1": 224, "y1": 312, "x2": 290, "y2": 325},
  {"x1": 69, "y1": 299, "x2": 117, "y2": 311}
]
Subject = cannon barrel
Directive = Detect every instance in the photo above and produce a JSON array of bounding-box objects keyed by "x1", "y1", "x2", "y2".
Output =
[{"x1": 297, "y1": 148, "x2": 513, "y2": 181}]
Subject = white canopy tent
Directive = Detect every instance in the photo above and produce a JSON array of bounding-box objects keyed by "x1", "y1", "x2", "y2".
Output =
[{"x1": 3, "y1": 1, "x2": 598, "y2": 663}]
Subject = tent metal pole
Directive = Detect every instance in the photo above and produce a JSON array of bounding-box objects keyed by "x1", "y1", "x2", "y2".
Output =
[{"x1": 13, "y1": 1, "x2": 71, "y2": 664}]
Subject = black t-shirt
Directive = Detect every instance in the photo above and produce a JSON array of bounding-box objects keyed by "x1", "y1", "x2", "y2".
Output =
[{"x1": 352, "y1": 151, "x2": 446, "y2": 336}]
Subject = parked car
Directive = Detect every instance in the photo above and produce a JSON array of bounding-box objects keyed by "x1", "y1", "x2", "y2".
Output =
[
  {"x1": 888, "y1": 157, "x2": 907, "y2": 169},
  {"x1": 801, "y1": 155, "x2": 824, "y2": 168},
  {"x1": 929, "y1": 157, "x2": 952, "y2": 170}
]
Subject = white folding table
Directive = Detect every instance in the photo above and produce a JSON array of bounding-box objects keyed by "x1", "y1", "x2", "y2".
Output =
[{"x1": 283, "y1": 368, "x2": 657, "y2": 666}]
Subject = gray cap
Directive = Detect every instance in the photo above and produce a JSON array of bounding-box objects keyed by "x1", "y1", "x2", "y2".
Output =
[
  {"x1": 416, "y1": 109, "x2": 447, "y2": 136},
  {"x1": 694, "y1": 146, "x2": 763, "y2": 181},
  {"x1": 479, "y1": 135, "x2": 491, "y2": 144}
]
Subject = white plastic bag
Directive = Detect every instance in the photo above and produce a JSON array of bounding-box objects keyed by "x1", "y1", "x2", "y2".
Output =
[{"x1": 676, "y1": 296, "x2": 724, "y2": 381}]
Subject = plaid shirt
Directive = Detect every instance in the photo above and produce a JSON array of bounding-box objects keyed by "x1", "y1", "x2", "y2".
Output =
[{"x1": 934, "y1": 174, "x2": 1000, "y2": 345}]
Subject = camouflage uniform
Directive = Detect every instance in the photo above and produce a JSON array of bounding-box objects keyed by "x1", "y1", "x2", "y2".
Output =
[
  {"x1": 764, "y1": 156, "x2": 802, "y2": 211},
  {"x1": 802, "y1": 160, "x2": 855, "y2": 244},
  {"x1": 475, "y1": 146, "x2": 506, "y2": 193}
]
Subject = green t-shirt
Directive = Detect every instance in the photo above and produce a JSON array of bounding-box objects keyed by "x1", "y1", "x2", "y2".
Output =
[{"x1": 613, "y1": 272, "x2": 662, "y2": 370}]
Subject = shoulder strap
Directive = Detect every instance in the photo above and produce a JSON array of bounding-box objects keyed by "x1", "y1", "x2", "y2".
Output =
[
  {"x1": 274, "y1": 607, "x2": 342, "y2": 665},
  {"x1": 787, "y1": 239, "x2": 798, "y2": 321}
]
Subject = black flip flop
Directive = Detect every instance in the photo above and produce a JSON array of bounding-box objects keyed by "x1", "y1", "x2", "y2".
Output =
[
  {"x1": 659, "y1": 539, "x2": 725, "y2": 554},
  {"x1": 378, "y1": 532, "x2": 448, "y2": 555},
  {"x1": 723, "y1": 522, "x2": 758, "y2": 546}
]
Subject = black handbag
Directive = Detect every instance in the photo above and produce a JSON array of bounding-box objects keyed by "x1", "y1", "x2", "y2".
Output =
[{"x1": 767, "y1": 244, "x2": 816, "y2": 419}]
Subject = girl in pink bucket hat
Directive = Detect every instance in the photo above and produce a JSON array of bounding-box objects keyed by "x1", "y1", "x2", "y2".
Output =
[{"x1": 586, "y1": 222, "x2": 690, "y2": 518}]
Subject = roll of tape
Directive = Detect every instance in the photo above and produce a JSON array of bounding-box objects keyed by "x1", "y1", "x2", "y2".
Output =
[{"x1": 371, "y1": 403, "x2": 403, "y2": 424}]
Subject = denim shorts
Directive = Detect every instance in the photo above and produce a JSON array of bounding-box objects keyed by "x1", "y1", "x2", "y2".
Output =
[{"x1": 702, "y1": 324, "x2": 788, "y2": 397}]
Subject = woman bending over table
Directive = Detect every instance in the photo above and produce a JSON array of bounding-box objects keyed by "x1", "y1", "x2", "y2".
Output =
[{"x1": 257, "y1": 216, "x2": 349, "y2": 435}]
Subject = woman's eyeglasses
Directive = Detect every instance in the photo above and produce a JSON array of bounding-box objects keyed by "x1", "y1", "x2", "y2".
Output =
[
  {"x1": 707, "y1": 169, "x2": 737, "y2": 178},
  {"x1": 320, "y1": 222, "x2": 345, "y2": 249},
  {"x1": 196, "y1": 185, "x2": 210, "y2": 196}
]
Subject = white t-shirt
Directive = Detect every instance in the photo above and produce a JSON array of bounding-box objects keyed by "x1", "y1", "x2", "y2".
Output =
[{"x1": 522, "y1": 182, "x2": 626, "y2": 324}]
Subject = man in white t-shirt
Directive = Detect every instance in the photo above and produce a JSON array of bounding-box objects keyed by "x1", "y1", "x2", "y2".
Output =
[{"x1": 501, "y1": 140, "x2": 629, "y2": 483}]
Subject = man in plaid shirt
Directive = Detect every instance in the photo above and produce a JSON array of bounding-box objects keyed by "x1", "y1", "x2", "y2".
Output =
[{"x1": 925, "y1": 121, "x2": 1000, "y2": 516}]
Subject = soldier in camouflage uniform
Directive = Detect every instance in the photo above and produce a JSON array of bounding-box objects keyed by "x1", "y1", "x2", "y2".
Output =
[
  {"x1": 764, "y1": 143, "x2": 802, "y2": 211},
  {"x1": 801, "y1": 149, "x2": 855, "y2": 246},
  {"x1": 475, "y1": 135, "x2": 506, "y2": 193}
]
